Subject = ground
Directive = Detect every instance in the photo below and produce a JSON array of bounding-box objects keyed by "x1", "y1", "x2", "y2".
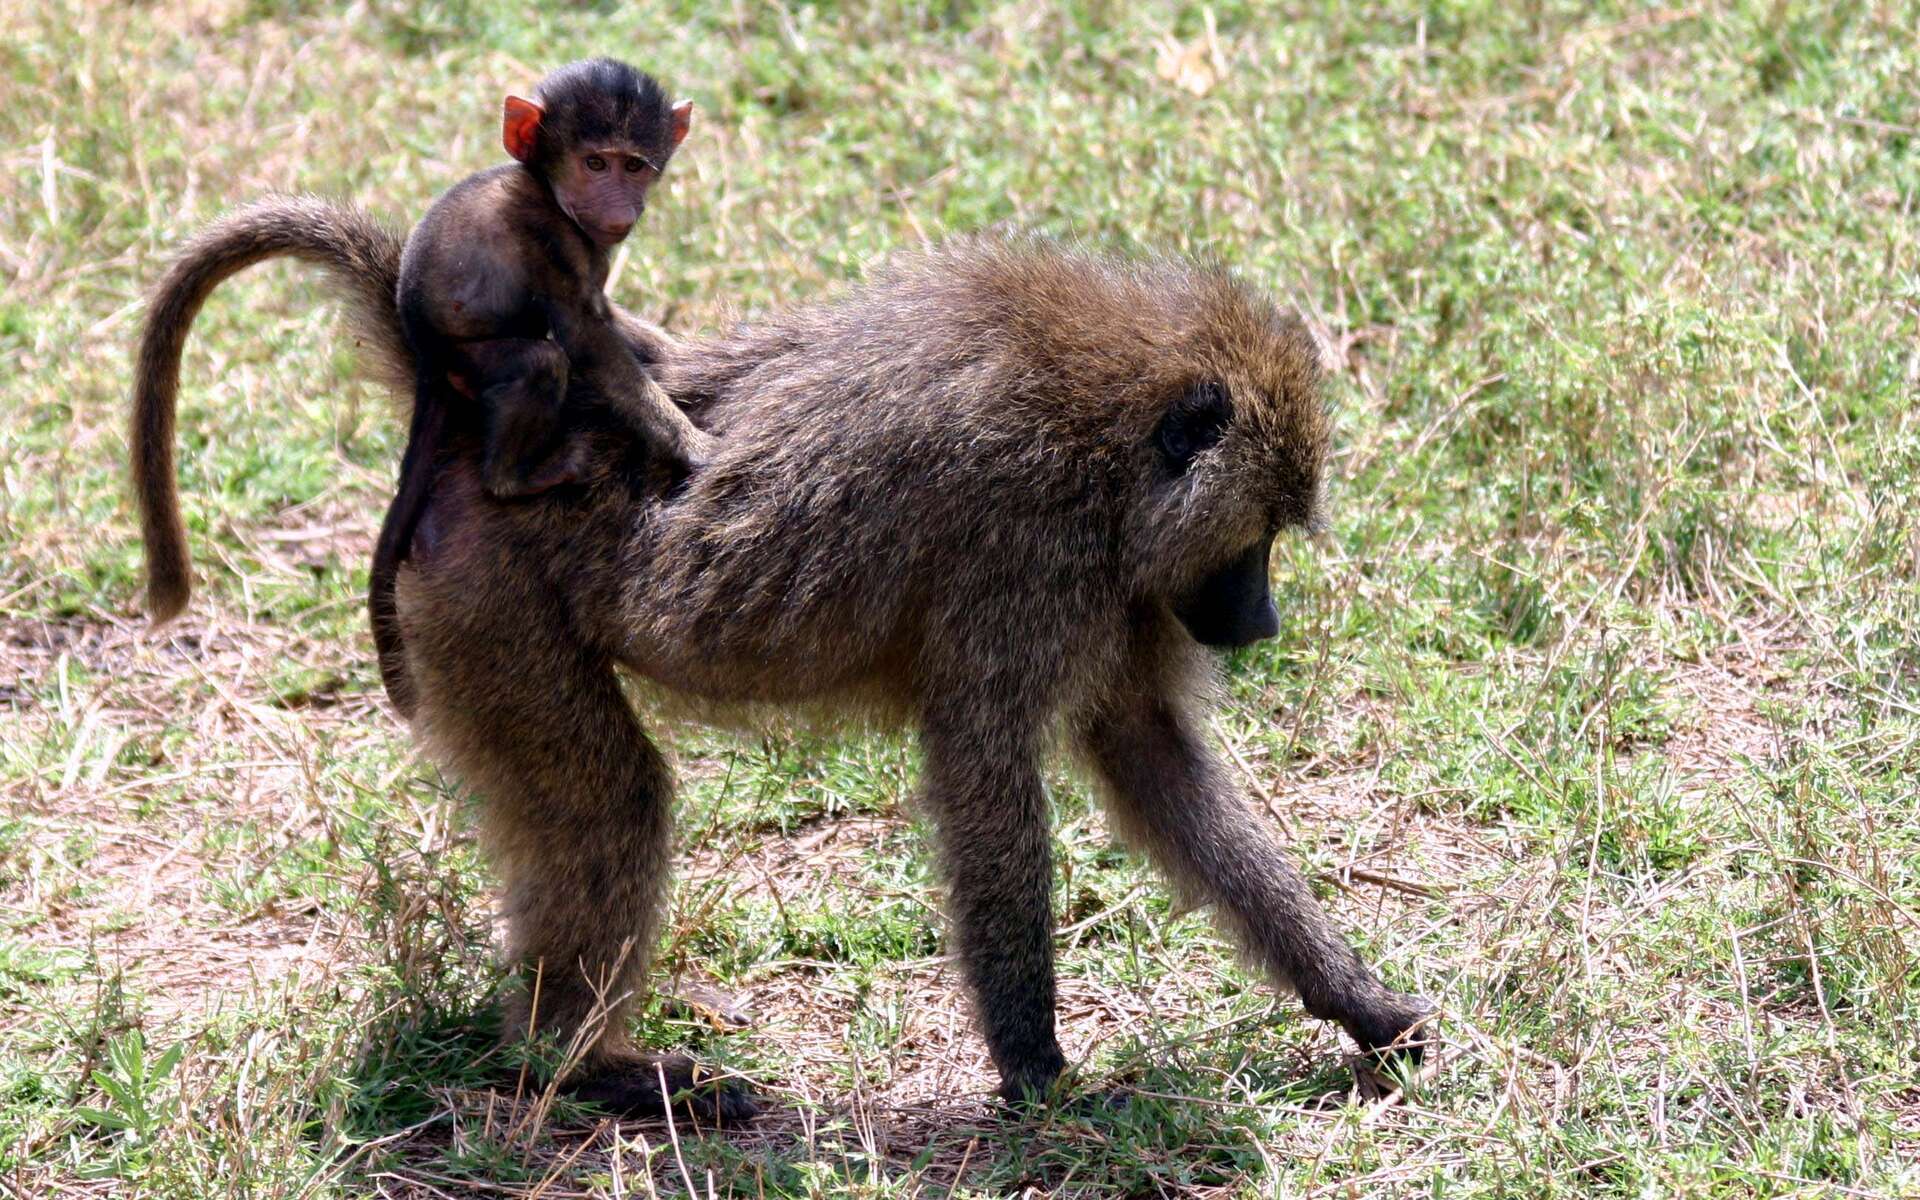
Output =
[{"x1": 1, "y1": 2, "x2": 1917, "y2": 1197}]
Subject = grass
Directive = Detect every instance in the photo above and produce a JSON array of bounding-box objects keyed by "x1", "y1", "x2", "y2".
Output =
[{"x1": 2, "y1": 1, "x2": 1917, "y2": 1195}]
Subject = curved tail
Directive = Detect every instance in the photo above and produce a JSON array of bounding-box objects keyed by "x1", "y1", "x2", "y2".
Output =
[{"x1": 131, "y1": 196, "x2": 409, "y2": 622}]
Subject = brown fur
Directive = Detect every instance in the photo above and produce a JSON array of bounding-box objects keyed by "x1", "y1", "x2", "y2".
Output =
[{"x1": 132, "y1": 212, "x2": 1435, "y2": 1117}]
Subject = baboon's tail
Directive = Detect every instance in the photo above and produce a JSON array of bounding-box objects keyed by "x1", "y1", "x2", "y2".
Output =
[{"x1": 131, "y1": 196, "x2": 409, "y2": 623}]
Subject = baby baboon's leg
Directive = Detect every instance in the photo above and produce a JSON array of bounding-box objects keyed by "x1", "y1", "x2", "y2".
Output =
[
  {"x1": 918, "y1": 708, "x2": 1067, "y2": 1101},
  {"x1": 1078, "y1": 690, "x2": 1435, "y2": 1058},
  {"x1": 456, "y1": 338, "x2": 577, "y2": 498},
  {"x1": 401, "y1": 537, "x2": 754, "y2": 1120}
]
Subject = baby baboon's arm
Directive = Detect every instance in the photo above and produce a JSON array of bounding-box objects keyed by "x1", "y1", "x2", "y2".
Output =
[{"x1": 547, "y1": 295, "x2": 715, "y2": 470}]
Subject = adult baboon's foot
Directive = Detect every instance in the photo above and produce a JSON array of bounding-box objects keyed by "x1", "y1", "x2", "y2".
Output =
[
  {"x1": 993, "y1": 1047, "x2": 1070, "y2": 1107},
  {"x1": 660, "y1": 979, "x2": 753, "y2": 1029},
  {"x1": 1341, "y1": 992, "x2": 1440, "y2": 1065},
  {"x1": 568, "y1": 1052, "x2": 760, "y2": 1123}
]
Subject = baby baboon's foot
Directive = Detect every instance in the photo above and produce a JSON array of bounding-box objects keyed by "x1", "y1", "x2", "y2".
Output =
[
  {"x1": 519, "y1": 439, "x2": 591, "y2": 494},
  {"x1": 481, "y1": 454, "x2": 542, "y2": 499},
  {"x1": 568, "y1": 1052, "x2": 760, "y2": 1124},
  {"x1": 483, "y1": 441, "x2": 587, "y2": 499}
]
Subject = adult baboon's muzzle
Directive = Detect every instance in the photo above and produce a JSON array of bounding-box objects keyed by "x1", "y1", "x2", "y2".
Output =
[{"x1": 1173, "y1": 538, "x2": 1280, "y2": 648}]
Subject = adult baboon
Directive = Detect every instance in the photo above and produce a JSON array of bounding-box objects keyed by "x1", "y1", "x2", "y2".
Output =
[{"x1": 132, "y1": 206, "x2": 1434, "y2": 1118}]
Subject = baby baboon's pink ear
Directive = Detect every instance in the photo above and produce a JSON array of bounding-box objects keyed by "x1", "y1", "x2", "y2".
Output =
[
  {"x1": 670, "y1": 100, "x2": 693, "y2": 148},
  {"x1": 503, "y1": 95, "x2": 545, "y2": 162}
]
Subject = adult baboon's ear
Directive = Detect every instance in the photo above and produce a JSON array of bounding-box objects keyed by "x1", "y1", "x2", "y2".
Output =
[{"x1": 1154, "y1": 381, "x2": 1233, "y2": 474}]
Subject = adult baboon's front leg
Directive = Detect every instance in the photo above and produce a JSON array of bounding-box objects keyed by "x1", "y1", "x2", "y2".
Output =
[
  {"x1": 919, "y1": 709, "x2": 1067, "y2": 1101},
  {"x1": 1078, "y1": 689, "x2": 1435, "y2": 1059},
  {"x1": 399, "y1": 505, "x2": 755, "y2": 1121}
]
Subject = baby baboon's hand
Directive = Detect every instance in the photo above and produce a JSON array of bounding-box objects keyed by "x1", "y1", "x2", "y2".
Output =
[{"x1": 669, "y1": 424, "x2": 720, "y2": 476}]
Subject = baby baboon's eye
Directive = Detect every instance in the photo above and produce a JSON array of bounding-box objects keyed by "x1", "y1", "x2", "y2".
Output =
[
  {"x1": 585, "y1": 155, "x2": 608, "y2": 172},
  {"x1": 1154, "y1": 381, "x2": 1233, "y2": 475}
]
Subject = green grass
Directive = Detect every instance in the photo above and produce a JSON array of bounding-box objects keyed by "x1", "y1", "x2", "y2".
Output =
[{"x1": 3, "y1": 1, "x2": 1917, "y2": 1195}]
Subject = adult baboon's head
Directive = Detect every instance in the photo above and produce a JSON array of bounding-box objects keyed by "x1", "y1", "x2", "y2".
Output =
[{"x1": 1112, "y1": 265, "x2": 1330, "y2": 649}]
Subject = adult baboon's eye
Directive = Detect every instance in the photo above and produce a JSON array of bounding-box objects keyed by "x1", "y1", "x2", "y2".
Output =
[
  {"x1": 1154, "y1": 381, "x2": 1233, "y2": 474},
  {"x1": 585, "y1": 155, "x2": 608, "y2": 172}
]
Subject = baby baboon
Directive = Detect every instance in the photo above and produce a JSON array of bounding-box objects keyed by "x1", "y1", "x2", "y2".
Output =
[
  {"x1": 398, "y1": 58, "x2": 706, "y2": 499},
  {"x1": 132, "y1": 218, "x2": 1435, "y2": 1119},
  {"x1": 375, "y1": 59, "x2": 710, "y2": 715}
]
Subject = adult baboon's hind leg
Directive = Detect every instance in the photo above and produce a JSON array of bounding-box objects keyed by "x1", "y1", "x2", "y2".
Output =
[
  {"x1": 399, "y1": 518, "x2": 757, "y2": 1122},
  {"x1": 1077, "y1": 681, "x2": 1436, "y2": 1064}
]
